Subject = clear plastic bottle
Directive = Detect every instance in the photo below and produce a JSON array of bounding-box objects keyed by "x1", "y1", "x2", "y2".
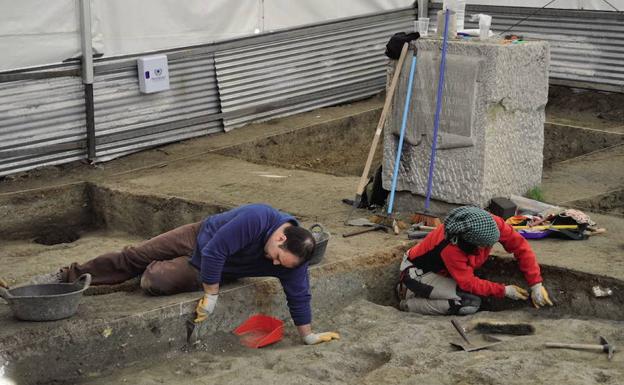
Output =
[{"x1": 456, "y1": 0, "x2": 466, "y2": 31}]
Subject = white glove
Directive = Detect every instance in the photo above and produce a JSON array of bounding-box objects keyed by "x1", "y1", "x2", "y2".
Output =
[
  {"x1": 530, "y1": 283, "x2": 553, "y2": 308},
  {"x1": 504, "y1": 285, "x2": 529, "y2": 300},
  {"x1": 194, "y1": 293, "x2": 218, "y2": 323},
  {"x1": 303, "y1": 332, "x2": 340, "y2": 345}
]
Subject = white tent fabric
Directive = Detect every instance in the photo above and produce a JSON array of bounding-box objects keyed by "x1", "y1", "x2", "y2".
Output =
[
  {"x1": 1, "y1": 0, "x2": 622, "y2": 72},
  {"x1": 0, "y1": 0, "x2": 413, "y2": 72},
  {"x1": 432, "y1": 0, "x2": 623, "y2": 10},
  {"x1": 0, "y1": 0, "x2": 90, "y2": 71},
  {"x1": 93, "y1": 0, "x2": 260, "y2": 60},
  {"x1": 263, "y1": 0, "x2": 414, "y2": 30}
]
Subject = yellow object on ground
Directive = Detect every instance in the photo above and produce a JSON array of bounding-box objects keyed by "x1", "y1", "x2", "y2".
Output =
[
  {"x1": 303, "y1": 332, "x2": 341, "y2": 345},
  {"x1": 512, "y1": 225, "x2": 578, "y2": 230}
]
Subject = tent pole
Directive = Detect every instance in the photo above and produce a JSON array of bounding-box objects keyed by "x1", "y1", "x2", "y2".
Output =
[{"x1": 78, "y1": 0, "x2": 96, "y2": 162}]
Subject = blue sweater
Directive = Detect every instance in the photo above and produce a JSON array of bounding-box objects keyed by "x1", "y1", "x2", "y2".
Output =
[{"x1": 190, "y1": 204, "x2": 311, "y2": 326}]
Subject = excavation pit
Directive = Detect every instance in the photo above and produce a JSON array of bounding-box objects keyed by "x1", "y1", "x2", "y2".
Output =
[
  {"x1": 2, "y1": 231, "x2": 623, "y2": 385},
  {"x1": 0, "y1": 97, "x2": 622, "y2": 385}
]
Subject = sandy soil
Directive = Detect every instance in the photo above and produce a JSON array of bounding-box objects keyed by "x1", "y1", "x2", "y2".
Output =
[
  {"x1": 77, "y1": 300, "x2": 623, "y2": 385},
  {"x1": 0, "y1": 88, "x2": 622, "y2": 385},
  {"x1": 1, "y1": 230, "x2": 144, "y2": 287}
]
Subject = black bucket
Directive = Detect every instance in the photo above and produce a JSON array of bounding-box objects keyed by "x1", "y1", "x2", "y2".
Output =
[
  {"x1": 0, "y1": 274, "x2": 91, "y2": 321},
  {"x1": 309, "y1": 224, "x2": 330, "y2": 265}
]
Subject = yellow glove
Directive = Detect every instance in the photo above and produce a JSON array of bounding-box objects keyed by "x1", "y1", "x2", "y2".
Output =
[
  {"x1": 193, "y1": 294, "x2": 218, "y2": 324},
  {"x1": 303, "y1": 332, "x2": 340, "y2": 345},
  {"x1": 530, "y1": 283, "x2": 553, "y2": 308},
  {"x1": 0, "y1": 278, "x2": 8, "y2": 288},
  {"x1": 504, "y1": 285, "x2": 529, "y2": 300}
]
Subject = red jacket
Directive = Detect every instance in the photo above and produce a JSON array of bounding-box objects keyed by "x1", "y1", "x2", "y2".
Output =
[{"x1": 406, "y1": 215, "x2": 542, "y2": 298}]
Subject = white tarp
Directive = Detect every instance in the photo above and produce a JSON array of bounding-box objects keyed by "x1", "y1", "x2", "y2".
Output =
[
  {"x1": 0, "y1": 0, "x2": 413, "y2": 71},
  {"x1": 93, "y1": 0, "x2": 260, "y2": 60},
  {"x1": 1, "y1": 0, "x2": 83, "y2": 71},
  {"x1": 1, "y1": 0, "x2": 622, "y2": 72},
  {"x1": 432, "y1": 0, "x2": 623, "y2": 11},
  {"x1": 263, "y1": 0, "x2": 414, "y2": 30}
]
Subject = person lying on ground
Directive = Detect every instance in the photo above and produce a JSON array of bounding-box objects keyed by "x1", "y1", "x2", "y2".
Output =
[
  {"x1": 32, "y1": 203, "x2": 339, "y2": 345},
  {"x1": 396, "y1": 206, "x2": 553, "y2": 315}
]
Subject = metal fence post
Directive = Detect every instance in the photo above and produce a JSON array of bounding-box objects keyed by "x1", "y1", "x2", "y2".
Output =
[{"x1": 78, "y1": 0, "x2": 96, "y2": 161}]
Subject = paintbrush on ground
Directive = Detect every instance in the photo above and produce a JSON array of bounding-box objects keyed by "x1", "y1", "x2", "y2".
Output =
[{"x1": 471, "y1": 321, "x2": 535, "y2": 335}]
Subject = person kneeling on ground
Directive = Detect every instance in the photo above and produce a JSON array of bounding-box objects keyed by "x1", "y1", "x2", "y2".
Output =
[
  {"x1": 396, "y1": 206, "x2": 553, "y2": 315},
  {"x1": 32, "y1": 203, "x2": 339, "y2": 345}
]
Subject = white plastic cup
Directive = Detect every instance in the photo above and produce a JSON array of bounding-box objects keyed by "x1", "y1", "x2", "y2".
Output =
[{"x1": 417, "y1": 17, "x2": 430, "y2": 37}]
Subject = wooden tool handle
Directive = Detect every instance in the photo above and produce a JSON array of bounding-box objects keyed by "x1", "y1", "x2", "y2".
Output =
[
  {"x1": 356, "y1": 43, "x2": 410, "y2": 196},
  {"x1": 587, "y1": 228, "x2": 607, "y2": 236},
  {"x1": 513, "y1": 225, "x2": 578, "y2": 230},
  {"x1": 545, "y1": 343, "x2": 605, "y2": 351}
]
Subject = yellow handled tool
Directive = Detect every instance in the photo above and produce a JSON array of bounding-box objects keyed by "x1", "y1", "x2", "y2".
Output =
[{"x1": 512, "y1": 225, "x2": 578, "y2": 230}]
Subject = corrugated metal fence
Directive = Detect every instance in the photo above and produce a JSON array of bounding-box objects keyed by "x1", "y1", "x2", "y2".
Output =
[
  {"x1": 1, "y1": 5, "x2": 623, "y2": 177},
  {"x1": 0, "y1": 8, "x2": 414, "y2": 176},
  {"x1": 215, "y1": 9, "x2": 414, "y2": 130},
  {"x1": 92, "y1": 53, "x2": 222, "y2": 161},
  {"x1": 0, "y1": 66, "x2": 87, "y2": 175},
  {"x1": 430, "y1": 4, "x2": 624, "y2": 92}
]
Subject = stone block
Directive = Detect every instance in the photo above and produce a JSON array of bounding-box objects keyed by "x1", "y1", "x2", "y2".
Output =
[{"x1": 384, "y1": 38, "x2": 549, "y2": 208}]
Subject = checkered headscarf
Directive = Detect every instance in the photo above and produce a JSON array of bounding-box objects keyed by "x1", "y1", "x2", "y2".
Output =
[{"x1": 444, "y1": 206, "x2": 500, "y2": 246}]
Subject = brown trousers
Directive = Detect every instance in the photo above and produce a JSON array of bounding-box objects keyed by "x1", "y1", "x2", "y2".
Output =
[{"x1": 63, "y1": 222, "x2": 203, "y2": 295}]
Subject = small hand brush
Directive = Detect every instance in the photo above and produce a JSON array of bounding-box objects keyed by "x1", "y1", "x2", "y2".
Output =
[{"x1": 474, "y1": 322, "x2": 535, "y2": 336}]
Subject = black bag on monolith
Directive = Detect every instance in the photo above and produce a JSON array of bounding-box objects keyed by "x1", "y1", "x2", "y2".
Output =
[{"x1": 385, "y1": 32, "x2": 420, "y2": 59}]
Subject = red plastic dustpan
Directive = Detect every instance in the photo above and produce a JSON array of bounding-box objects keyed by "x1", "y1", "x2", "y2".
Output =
[{"x1": 233, "y1": 314, "x2": 284, "y2": 348}]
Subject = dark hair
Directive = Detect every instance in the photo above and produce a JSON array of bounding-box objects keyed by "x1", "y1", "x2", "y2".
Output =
[
  {"x1": 281, "y1": 226, "x2": 316, "y2": 263},
  {"x1": 456, "y1": 237, "x2": 479, "y2": 255}
]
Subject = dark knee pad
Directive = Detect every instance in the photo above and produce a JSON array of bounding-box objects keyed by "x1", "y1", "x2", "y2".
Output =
[{"x1": 448, "y1": 290, "x2": 481, "y2": 315}]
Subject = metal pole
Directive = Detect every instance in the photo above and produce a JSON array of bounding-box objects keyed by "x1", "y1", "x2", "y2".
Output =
[{"x1": 78, "y1": 0, "x2": 96, "y2": 161}]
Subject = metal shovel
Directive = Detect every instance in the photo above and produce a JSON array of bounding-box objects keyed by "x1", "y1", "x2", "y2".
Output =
[
  {"x1": 450, "y1": 319, "x2": 503, "y2": 352},
  {"x1": 343, "y1": 218, "x2": 390, "y2": 238}
]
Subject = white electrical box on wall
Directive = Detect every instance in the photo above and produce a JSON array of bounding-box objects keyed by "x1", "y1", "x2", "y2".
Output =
[{"x1": 137, "y1": 54, "x2": 170, "y2": 94}]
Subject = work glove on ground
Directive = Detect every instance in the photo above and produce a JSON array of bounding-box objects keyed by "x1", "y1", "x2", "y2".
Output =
[
  {"x1": 193, "y1": 293, "x2": 218, "y2": 323},
  {"x1": 504, "y1": 285, "x2": 529, "y2": 301},
  {"x1": 303, "y1": 332, "x2": 340, "y2": 345},
  {"x1": 530, "y1": 283, "x2": 553, "y2": 308},
  {"x1": 0, "y1": 278, "x2": 7, "y2": 288}
]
